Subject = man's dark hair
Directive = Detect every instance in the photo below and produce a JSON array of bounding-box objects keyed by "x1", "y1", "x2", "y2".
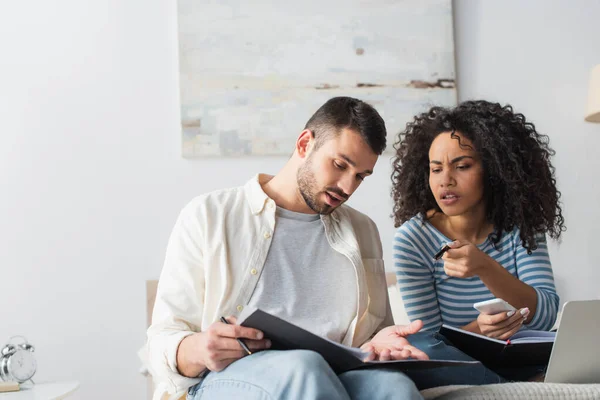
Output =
[{"x1": 304, "y1": 97, "x2": 387, "y2": 155}]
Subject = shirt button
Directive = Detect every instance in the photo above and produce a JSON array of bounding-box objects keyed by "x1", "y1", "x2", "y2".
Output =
[
  {"x1": 250, "y1": 268, "x2": 258, "y2": 275},
  {"x1": 237, "y1": 305, "x2": 243, "y2": 312},
  {"x1": 264, "y1": 232, "x2": 272, "y2": 239}
]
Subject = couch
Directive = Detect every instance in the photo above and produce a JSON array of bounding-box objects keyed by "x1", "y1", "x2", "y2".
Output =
[{"x1": 141, "y1": 278, "x2": 600, "y2": 399}]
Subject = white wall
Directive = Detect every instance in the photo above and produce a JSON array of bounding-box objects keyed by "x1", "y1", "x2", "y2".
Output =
[
  {"x1": 453, "y1": 0, "x2": 600, "y2": 303},
  {"x1": 0, "y1": 1, "x2": 598, "y2": 399}
]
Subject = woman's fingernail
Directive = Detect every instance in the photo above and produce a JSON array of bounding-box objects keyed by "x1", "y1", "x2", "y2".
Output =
[
  {"x1": 520, "y1": 308, "x2": 530, "y2": 316},
  {"x1": 507, "y1": 310, "x2": 516, "y2": 317},
  {"x1": 266, "y1": 340, "x2": 272, "y2": 348}
]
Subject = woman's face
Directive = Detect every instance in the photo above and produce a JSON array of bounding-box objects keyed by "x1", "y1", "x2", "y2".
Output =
[{"x1": 428, "y1": 131, "x2": 485, "y2": 217}]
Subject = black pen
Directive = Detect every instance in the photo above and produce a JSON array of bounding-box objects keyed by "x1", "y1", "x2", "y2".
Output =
[
  {"x1": 220, "y1": 316, "x2": 252, "y2": 355},
  {"x1": 433, "y1": 243, "x2": 452, "y2": 260}
]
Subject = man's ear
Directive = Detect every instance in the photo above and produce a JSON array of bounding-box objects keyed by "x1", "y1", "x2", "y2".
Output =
[{"x1": 296, "y1": 129, "x2": 314, "y2": 159}]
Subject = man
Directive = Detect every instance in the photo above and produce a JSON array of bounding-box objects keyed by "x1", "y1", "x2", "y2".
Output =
[{"x1": 147, "y1": 97, "x2": 427, "y2": 400}]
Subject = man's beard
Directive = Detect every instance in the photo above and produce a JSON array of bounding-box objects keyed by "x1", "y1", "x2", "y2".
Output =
[{"x1": 297, "y1": 157, "x2": 346, "y2": 215}]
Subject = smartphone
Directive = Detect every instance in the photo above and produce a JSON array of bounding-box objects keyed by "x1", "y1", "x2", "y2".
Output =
[{"x1": 473, "y1": 298, "x2": 516, "y2": 315}]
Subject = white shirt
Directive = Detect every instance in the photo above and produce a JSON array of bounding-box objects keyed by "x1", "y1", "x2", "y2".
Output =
[{"x1": 147, "y1": 174, "x2": 392, "y2": 400}]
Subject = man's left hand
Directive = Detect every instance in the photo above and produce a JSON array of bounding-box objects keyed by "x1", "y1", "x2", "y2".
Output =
[{"x1": 360, "y1": 320, "x2": 429, "y2": 361}]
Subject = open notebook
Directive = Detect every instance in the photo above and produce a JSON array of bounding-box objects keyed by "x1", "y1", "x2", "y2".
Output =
[
  {"x1": 237, "y1": 306, "x2": 477, "y2": 374},
  {"x1": 439, "y1": 324, "x2": 555, "y2": 367}
]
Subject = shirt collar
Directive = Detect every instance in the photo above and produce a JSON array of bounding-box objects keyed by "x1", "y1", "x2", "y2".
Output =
[
  {"x1": 244, "y1": 173, "x2": 341, "y2": 223},
  {"x1": 245, "y1": 174, "x2": 272, "y2": 215}
]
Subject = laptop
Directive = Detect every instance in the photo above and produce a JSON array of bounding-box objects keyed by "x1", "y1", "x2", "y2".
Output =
[{"x1": 544, "y1": 299, "x2": 600, "y2": 383}]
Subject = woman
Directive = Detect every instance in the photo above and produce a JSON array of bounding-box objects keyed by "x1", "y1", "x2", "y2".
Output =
[{"x1": 391, "y1": 100, "x2": 565, "y2": 342}]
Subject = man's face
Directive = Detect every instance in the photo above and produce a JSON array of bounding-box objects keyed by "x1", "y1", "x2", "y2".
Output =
[{"x1": 297, "y1": 128, "x2": 378, "y2": 214}]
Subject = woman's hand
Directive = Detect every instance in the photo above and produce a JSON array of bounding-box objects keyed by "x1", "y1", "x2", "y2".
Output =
[
  {"x1": 442, "y1": 240, "x2": 496, "y2": 278},
  {"x1": 477, "y1": 308, "x2": 530, "y2": 340}
]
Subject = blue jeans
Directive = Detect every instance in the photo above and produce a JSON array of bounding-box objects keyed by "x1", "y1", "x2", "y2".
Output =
[
  {"x1": 405, "y1": 331, "x2": 546, "y2": 388},
  {"x1": 403, "y1": 331, "x2": 505, "y2": 390},
  {"x1": 187, "y1": 332, "x2": 513, "y2": 399},
  {"x1": 187, "y1": 349, "x2": 423, "y2": 400}
]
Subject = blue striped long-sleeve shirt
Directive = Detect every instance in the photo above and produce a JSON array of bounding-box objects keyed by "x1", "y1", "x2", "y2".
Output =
[{"x1": 393, "y1": 215, "x2": 559, "y2": 332}]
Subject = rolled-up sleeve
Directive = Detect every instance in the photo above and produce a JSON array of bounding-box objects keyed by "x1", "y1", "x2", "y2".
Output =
[{"x1": 515, "y1": 235, "x2": 560, "y2": 331}]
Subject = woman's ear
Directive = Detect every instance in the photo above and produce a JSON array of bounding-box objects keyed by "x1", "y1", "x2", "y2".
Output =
[{"x1": 296, "y1": 129, "x2": 314, "y2": 159}]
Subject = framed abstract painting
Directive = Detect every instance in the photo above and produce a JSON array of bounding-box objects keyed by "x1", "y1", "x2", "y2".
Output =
[{"x1": 178, "y1": 0, "x2": 457, "y2": 157}]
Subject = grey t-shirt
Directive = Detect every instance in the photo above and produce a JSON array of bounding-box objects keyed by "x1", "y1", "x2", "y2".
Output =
[{"x1": 247, "y1": 206, "x2": 358, "y2": 343}]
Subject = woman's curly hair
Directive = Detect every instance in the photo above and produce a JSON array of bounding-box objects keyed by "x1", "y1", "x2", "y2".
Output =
[{"x1": 391, "y1": 100, "x2": 565, "y2": 253}]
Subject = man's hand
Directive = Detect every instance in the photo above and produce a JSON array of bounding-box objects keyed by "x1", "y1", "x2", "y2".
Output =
[
  {"x1": 176, "y1": 316, "x2": 272, "y2": 377},
  {"x1": 477, "y1": 308, "x2": 530, "y2": 340},
  {"x1": 442, "y1": 240, "x2": 496, "y2": 278},
  {"x1": 360, "y1": 320, "x2": 429, "y2": 362}
]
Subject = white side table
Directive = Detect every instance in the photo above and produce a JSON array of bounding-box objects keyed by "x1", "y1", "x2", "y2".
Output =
[{"x1": 1, "y1": 381, "x2": 79, "y2": 399}]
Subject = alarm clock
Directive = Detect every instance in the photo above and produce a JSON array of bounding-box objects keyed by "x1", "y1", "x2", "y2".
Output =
[{"x1": 0, "y1": 336, "x2": 36, "y2": 384}]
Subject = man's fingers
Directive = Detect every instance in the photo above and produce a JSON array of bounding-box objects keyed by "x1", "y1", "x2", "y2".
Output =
[
  {"x1": 361, "y1": 343, "x2": 374, "y2": 352},
  {"x1": 246, "y1": 338, "x2": 272, "y2": 350},
  {"x1": 210, "y1": 337, "x2": 272, "y2": 352},
  {"x1": 218, "y1": 338, "x2": 271, "y2": 355},
  {"x1": 207, "y1": 357, "x2": 239, "y2": 372},
  {"x1": 404, "y1": 345, "x2": 429, "y2": 360},
  {"x1": 212, "y1": 320, "x2": 265, "y2": 340},
  {"x1": 362, "y1": 344, "x2": 376, "y2": 362},
  {"x1": 411, "y1": 319, "x2": 424, "y2": 334},
  {"x1": 223, "y1": 338, "x2": 272, "y2": 352},
  {"x1": 212, "y1": 349, "x2": 250, "y2": 359},
  {"x1": 379, "y1": 349, "x2": 391, "y2": 361},
  {"x1": 394, "y1": 320, "x2": 424, "y2": 336},
  {"x1": 205, "y1": 339, "x2": 271, "y2": 370},
  {"x1": 389, "y1": 349, "x2": 411, "y2": 360},
  {"x1": 388, "y1": 344, "x2": 405, "y2": 352}
]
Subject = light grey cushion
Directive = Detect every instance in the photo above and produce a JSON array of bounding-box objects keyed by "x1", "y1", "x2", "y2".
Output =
[{"x1": 421, "y1": 382, "x2": 600, "y2": 400}]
